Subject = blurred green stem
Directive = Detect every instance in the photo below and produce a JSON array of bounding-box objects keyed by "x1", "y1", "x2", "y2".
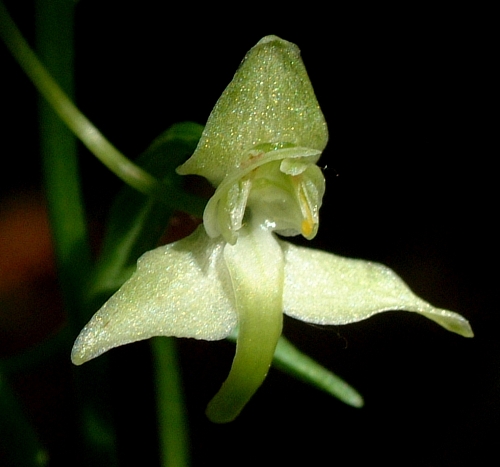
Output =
[
  {"x1": 34, "y1": 1, "x2": 118, "y2": 465},
  {"x1": 34, "y1": 0, "x2": 92, "y2": 327},
  {"x1": 152, "y1": 338, "x2": 190, "y2": 467},
  {"x1": 0, "y1": 1, "x2": 202, "y2": 215},
  {"x1": 2, "y1": 4, "x2": 195, "y2": 465}
]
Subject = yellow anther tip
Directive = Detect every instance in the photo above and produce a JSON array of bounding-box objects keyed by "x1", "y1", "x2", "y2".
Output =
[{"x1": 301, "y1": 219, "x2": 314, "y2": 238}]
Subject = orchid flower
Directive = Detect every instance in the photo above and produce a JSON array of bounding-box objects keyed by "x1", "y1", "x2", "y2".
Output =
[{"x1": 71, "y1": 36, "x2": 473, "y2": 423}]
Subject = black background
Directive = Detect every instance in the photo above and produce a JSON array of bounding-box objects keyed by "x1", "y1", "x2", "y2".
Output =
[{"x1": 1, "y1": 2, "x2": 494, "y2": 466}]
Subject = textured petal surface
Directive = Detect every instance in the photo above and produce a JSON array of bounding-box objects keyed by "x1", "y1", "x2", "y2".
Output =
[
  {"x1": 177, "y1": 35, "x2": 328, "y2": 186},
  {"x1": 281, "y1": 241, "x2": 473, "y2": 337},
  {"x1": 71, "y1": 226, "x2": 237, "y2": 365},
  {"x1": 206, "y1": 222, "x2": 284, "y2": 422}
]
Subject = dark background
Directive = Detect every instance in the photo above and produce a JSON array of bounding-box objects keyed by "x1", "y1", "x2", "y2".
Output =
[{"x1": 1, "y1": 2, "x2": 494, "y2": 466}]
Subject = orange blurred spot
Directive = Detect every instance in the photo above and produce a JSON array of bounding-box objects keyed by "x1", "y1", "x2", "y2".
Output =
[{"x1": 0, "y1": 192, "x2": 55, "y2": 293}]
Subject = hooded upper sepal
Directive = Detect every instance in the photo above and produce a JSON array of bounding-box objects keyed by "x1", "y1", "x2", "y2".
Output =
[
  {"x1": 71, "y1": 226, "x2": 238, "y2": 365},
  {"x1": 176, "y1": 35, "x2": 328, "y2": 187},
  {"x1": 280, "y1": 241, "x2": 473, "y2": 338}
]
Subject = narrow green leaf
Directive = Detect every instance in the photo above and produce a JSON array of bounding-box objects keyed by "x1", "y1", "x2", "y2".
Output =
[
  {"x1": 273, "y1": 336, "x2": 364, "y2": 408},
  {"x1": 89, "y1": 122, "x2": 204, "y2": 303},
  {"x1": 225, "y1": 331, "x2": 363, "y2": 408}
]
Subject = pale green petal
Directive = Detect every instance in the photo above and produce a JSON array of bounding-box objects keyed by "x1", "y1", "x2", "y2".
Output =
[
  {"x1": 204, "y1": 175, "x2": 252, "y2": 245},
  {"x1": 177, "y1": 35, "x2": 328, "y2": 186},
  {"x1": 71, "y1": 226, "x2": 237, "y2": 365},
  {"x1": 206, "y1": 222, "x2": 284, "y2": 423},
  {"x1": 281, "y1": 241, "x2": 473, "y2": 337}
]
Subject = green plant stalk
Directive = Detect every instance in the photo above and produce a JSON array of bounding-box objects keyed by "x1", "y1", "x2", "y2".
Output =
[
  {"x1": 152, "y1": 338, "x2": 190, "y2": 467},
  {"x1": 34, "y1": 0, "x2": 92, "y2": 327},
  {"x1": 0, "y1": 1, "x2": 203, "y2": 215},
  {"x1": 34, "y1": 3, "x2": 193, "y2": 464},
  {"x1": 34, "y1": 1, "x2": 118, "y2": 465},
  {"x1": 0, "y1": 0, "x2": 153, "y2": 196}
]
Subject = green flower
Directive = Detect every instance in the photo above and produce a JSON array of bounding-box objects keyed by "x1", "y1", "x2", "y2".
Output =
[{"x1": 71, "y1": 36, "x2": 472, "y2": 423}]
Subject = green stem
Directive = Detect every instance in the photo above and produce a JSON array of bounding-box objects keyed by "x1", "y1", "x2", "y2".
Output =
[
  {"x1": 34, "y1": 0, "x2": 92, "y2": 328},
  {"x1": 34, "y1": 2, "x2": 118, "y2": 466},
  {"x1": 151, "y1": 338, "x2": 190, "y2": 467},
  {"x1": 0, "y1": 1, "x2": 200, "y2": 214}
]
